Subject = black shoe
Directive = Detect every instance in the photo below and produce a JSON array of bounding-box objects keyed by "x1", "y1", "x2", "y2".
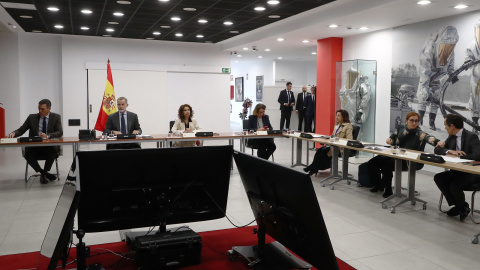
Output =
[
  {"x1": 370, "y1": 186, "x2": 382, "y2": 193},
  {"x1": 40, "y1": 174, "x2": 49, "y2": 184},
  {"x1": 460, "y1": 208, "x2": 471, "y2": 221},
  {"x1": 45, "y1": 172, "x2": 57, "y2": 181},
  {"x1": 303, "y1": 167, "x2": 309, "y2": 173},
  {"x1": 446, "y1": 206, "x2": 460, "y2": 217},
  {"x1": 382, "y1": 188, "x2": 393, "y2": 198},
  {"x1": 308, "y1": 171, "x2": 317, "y2": 176}
]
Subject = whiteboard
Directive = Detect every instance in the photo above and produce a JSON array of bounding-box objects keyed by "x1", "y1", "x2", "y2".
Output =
[{"x1": 87, "y1": 69, "x2": 230, "y2": 134}]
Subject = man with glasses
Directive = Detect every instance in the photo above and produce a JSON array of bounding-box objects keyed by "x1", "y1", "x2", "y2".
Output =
[{"x1": 434, "y1": 114, "x2": 480, "y2": 221}]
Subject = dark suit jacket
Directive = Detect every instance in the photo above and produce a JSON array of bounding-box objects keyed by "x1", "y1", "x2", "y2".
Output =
[
  {"x1": 434, "y1": 129, "x2": 480, "y2": 161},
  {"x1": 304, "y1": 95, "x2": 316, "y2": 117},
  {"x1": 248, "y1": 115, "x2": 273, "y2": 131},
  {"x1": 13, "y1": 112, "x2": 63, "y2": 138},
  {"x1": 295, "y1": 92, "x2": 311, "y2": 111},
  {"x1": 278, "y1": 89, "x2": 295, "y2": 111},
  {"x1": 104, "y1": 111, "x2": 142, "y2": 135}
]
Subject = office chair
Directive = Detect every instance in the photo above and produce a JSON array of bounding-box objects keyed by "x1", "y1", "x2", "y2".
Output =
[
  {"x1": 438, "y1": 182, "x2": 480, "y2": 224},
  {"x1": 334, "y1": 125, "x2": 361, "y2": 182},
  {"x1": 22, "y1": 146, "x2": 62, "y2": 182},
  {"x1": 242, "y1": 119, "x2": 274, "y2": 162}
]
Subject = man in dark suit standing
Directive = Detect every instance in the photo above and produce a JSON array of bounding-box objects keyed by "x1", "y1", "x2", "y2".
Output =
[
  {"x1": 7, "y1": 99, "x2": 63, "y2": 184},
  {"x1": 295, "y1": 85, "x2": 310, "y2": 131},
  {"x1": 104, "y1": 97, "x2": 142, "y2": 149},
  {"x1": 434, "y1": 114, "x2": 480, "y2": 221},
  {"x1": 277, "y1": 82, "x2": 295, "y2": 130},
  {"x1": 304, "y1": 86, "x2": 316, "y2": 132}
]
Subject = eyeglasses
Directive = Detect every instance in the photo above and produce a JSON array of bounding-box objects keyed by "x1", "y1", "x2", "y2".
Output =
[{"x1": 408, "y1": 119, "x2": 419, "y2": 123}]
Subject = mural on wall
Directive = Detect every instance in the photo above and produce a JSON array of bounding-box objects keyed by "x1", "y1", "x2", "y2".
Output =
[
  {"x1": 235, "y1": 77, "x2": 244, "y2": 102},
  {"x1": 391, "y1": 12, "x2": 480, "y2": 152},
  {"x1": 256, "y1": 75, "x2": 264, "y2": 102}
]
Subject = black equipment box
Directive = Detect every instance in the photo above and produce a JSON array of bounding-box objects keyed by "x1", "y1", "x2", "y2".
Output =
[
  {"x1": 195, "y1": 131, "x2": 213, "y2": 137},
  {"x1": 127, "y1": 230, "x2": 202, "y2": 269},
  {"x1": 267, "y1": 130, "x2": 283, "y2": 135},
  {"x1": 300, "y1": 133, "x2": 313, "y2": 139},
  {"x1": 117, "y1": 134, "x2": 136, "y2": 139},
  {"x1": 79, "y1": 129, "x2": 96, "y2": 141},
  {"x1": 19, "y1": 136, "x2": 42, "y2": 142}
]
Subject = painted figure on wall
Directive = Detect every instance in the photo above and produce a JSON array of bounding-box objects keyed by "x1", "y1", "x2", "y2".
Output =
[
  {"x1": 416, "y1": 26, "x2": 459, "y2": 131},
  {"x1": 465, "y1": 19, "x2": 480, "y2": 133},
  {"x1": 339, "y1": 67, "x2": 371, "y2": 125}
]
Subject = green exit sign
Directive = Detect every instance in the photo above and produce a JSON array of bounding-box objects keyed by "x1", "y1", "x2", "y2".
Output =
[{"x1": 222, "y1": 68, "x2": 231, "y2": 74}]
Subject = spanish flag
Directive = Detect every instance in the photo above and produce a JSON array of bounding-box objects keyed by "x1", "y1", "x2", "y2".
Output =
[{"x1": 94, "y1": 60, "x2": 117, "y2": 132}]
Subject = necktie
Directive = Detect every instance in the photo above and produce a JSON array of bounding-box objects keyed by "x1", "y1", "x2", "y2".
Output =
[
  {"x1": 287, "y1": 91, "x2": 290, "y2": 104},
  {"x1": 121, "y1": 113, "x2": 127, "y2": 134},
  {"x1": 303, "y1": 93, "x2": 306, "y2": 102},
  {"x1": 42, "y1": 117, "x2": 47, "y2": 134},
  {"x1": 451, "y1": 135, "x2": 457, "y2": 150}
]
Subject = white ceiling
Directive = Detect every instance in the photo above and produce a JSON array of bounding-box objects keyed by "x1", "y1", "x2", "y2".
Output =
[{"x1": 219, "y1": 0, "x2": 480, "y2": 62}]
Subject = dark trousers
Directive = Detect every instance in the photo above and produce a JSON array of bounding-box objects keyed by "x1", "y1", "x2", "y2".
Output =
[
  {"x1": 305, "y1": 115, "x2": 315, "y2": 133},
  {"x1": 297, "y1": 109, "x2": 306, "y2": 131},
  {"x1": 251, "y1": 138, "x2": 276, "y2": 160},
  {"x1": 367, "y1": 155, "x2": 395, "y2": 189},
  {"x1": 24, "y1": 146, "x2": 57, "y2": 173},
  {"x1": 280, "y1": 109, "x2": 292, "y2": 130},
  {"x1": 307, "y1": 146, "x2": 332, "y2": 173},
  {"x1": 434, "y1": 170, "x2": 480, "y2": 208}
]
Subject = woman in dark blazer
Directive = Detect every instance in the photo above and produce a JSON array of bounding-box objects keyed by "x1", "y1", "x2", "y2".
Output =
[
  {"x1": 248, "y1": 104, "x2": 276, "y2": 160},
  {"x1": 304, "y1": 109, "x2": 353, "y2": 176}
]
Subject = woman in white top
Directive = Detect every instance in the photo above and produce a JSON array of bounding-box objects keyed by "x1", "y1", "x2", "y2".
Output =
[{"x1": 171, "y1": 104, "x2": 201, "y2": 147}]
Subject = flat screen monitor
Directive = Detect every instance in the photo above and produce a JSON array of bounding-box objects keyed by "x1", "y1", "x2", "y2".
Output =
[
  {"x1": 76, "y1": 145, "x2": 232, "y2": 233},
  {"x1": 233, "y1": 151, "x2": 339, "y2": 270},
  {"x1": 37, "y1": 180, "x2": 80, "y2": 270}
]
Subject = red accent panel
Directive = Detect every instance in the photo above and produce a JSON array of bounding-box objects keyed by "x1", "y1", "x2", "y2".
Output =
[
  {"x1": 231, "y1": 85, "x2": 234, "y2": 100},
  {"x1": 316, "y1": 38, "x2": 343, "y2": 136},
  {"x1": 0, "y1": 106, "x2": 4, "y2": 138}
]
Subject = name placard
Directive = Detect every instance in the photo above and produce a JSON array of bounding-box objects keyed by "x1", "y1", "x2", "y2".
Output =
[
  {"x1": 1, "y1": 138, "x2": 17, "y2": 144},
  {"x1": 182, "y1": 133, "x2": 196, "y2": 138},
  {"x1": 256, "y1": 131, "x2": 268, "y2": 135},
  {"x1": 404, "y1": 152, "x2": 420, "y2": 159},
  {"x1": 336, "y1": 140, "x2": 348, "y2": 146},
  {"x1": 292, "y1": 132, "x2": 301, "y2": 137}
]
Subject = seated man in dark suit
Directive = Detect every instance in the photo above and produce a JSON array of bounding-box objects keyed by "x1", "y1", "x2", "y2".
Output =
[
  {"x1": 7, "y1": 99, "x2": 63, "y2": 184},
  {"x1": 104, "y1": 97, "x2": 142, "y2": 149},
  {"x1": 434, "y1": 114, "x2": 480, "y2": 221}
]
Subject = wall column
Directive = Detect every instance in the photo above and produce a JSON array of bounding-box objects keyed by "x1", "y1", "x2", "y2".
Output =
[{"x1": 316, "y1": 38, "x2": 342, "y2": 135}]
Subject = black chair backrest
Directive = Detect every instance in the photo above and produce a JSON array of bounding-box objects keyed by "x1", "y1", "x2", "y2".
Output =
[
  {"x1": 242, "y1": 119, "x2": 249, "y2": 130},
  {"x1": 169, "y1": 120, "x2": 175, "y2": 131},
  {"x1": 348, "y1": 125, "x2": 361, "y2": 157}
]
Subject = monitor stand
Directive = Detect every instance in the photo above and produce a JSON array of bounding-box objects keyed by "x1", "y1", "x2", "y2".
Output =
[
  {"x1": 73, "y1": 229, "x2": 105, "y2": 270},
  {"x1": 228, "y1": 223, "x2": 312, "y2": 270}
]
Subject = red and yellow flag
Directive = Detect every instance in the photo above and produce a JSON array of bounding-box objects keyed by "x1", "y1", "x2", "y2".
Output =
[{"x1": 94, "y1": 60, "x2": 117, "y2": 132}]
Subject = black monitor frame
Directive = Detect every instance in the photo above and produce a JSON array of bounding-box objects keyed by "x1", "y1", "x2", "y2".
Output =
[
  {"x1": 76, "y1": 145, "x2": 233, "y2": 233},
  {"x1": 232, "y1": 151, "x2": 339, "y2": 270}
]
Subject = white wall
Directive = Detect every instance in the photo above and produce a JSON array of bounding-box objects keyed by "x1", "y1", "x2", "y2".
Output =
[
  {"x1": 0, "y1": 32, "x2": 20, "y2": 135},
  {"x1": 275, "y1": 60, "x2": 317, "y2": 86},
  {"x1": 343, "y1": 29, "x2": 393, "y2": 144}
]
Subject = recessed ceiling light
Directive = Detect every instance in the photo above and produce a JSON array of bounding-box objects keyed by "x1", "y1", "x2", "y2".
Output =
[
  {"x1": 196, "y1": 34, "x2": 204, "y2": 38},
  {"x1": 171, "y1": 17, "x2": 181, "y2": 21},
  {"x1": 108, "y1": 22, "x2": 119, "y2": 25},
  {"x1": 278, "y1": 57, "x2": 283, "y2": 59},
  {"x1": 198, "y1": 19, "x2": 208, "y2": 23},
  {"x1": 224, "y1": 21, "x2": 233, "y2": 25},
  {"x1": 243, "y1": 47, "x2": 249, "y2": 50},
  {"x1": 269, "y1": 15, "x2": 281, "y2": 19},
  {"x1": 454, "y1": 4, "x2": 468, "y2": 9},
  {"x1": 103, "y1": 35, "x2": 111, "y2": 37},
  {"x1": 359, "y1": 27, "x2": 369, "y2": 30},
  {"x1": 80, "y1": 26, "x2": 89, "y2": 30},
  {"x1": 20, "y1": 15, "x2": 33, "y2": 19},
  {"x1": 106, "y1": 28, "x2": 115, "y2": 32},
  {"x1": 54, "y1": 25, "x2": 63, "y2": 29},
  {"x1": 267, "y1": 0, "x2": 280, "y2": 4},
  {"x1": 159, "y1": 0, "x2": 170, "y2": 2},
  {"x1": 183, "y1": 7, "x2": 196, "y2": 11},
  {"x1": 47, "y1": 7, "x2": 59, "y2": 11},
  {"x1": 265, "y1": 48, "x2": 271, "y2": 51},
  {"x1": 258, "y1": 56, "x2": 263, "y2": 58},
  {"x1": 113, "y1": 12, "x2": 124, "y2": 16},
  {"x1": 153, "y1": 31, "x2": 161, "y2": 35},
  {"x1": 417, "y1": 0, "x2": 431, "y2": 5},
  {"x1": 81, "y1": 9, "x2": 92, "y2": 14},
  {"x1": 329, "y1": 24, "x2": 338, "y2": 28},
  {"x1": 237, "y1": 55, "x2": 242, "y2": 57},
  {"x1": 254, "y1": 7, "x2": 266, "y2": 11},
  {"x1": 277, "y1": 38, "x2": 284, "y2": 41},
  {"x1": 175, "y1": 33, "x2": 183, "y2": 37},
  {"x1": 302, "y1": 40, "x2": 309, "y2": 43},
  {"x1": 160, "y1": 25, "x2": 171, "y2": 28},
  {"x1": 146, "y1": 37, "x2": 154, "y2": 40},
  {"x1": 311, "y1": 52, "x2": 317, "y2": 55},
  {"x1": 32, "y1": 30, "x2": 42, "y2": 33},
  {"x1": 117, "y1": 1, "x2": 131, "y2": 4},
  {"x1": 230, "y1": 30, "x2": 239, "y2": 34}
]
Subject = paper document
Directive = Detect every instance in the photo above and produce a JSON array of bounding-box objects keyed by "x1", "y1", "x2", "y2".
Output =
[{"x1": 442, "y1": 156, "x2": 473, "y2": 163}]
